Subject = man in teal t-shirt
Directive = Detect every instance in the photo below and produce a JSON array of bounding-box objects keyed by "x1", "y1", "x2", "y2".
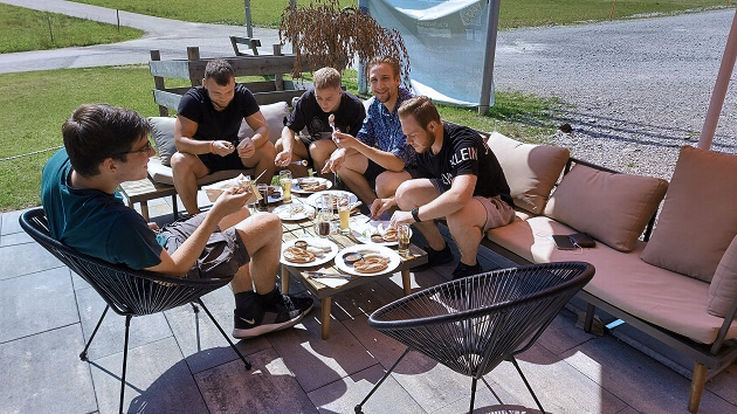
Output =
[{"x1": 41, "y1": 104, "x2": 312, "y2": 339}]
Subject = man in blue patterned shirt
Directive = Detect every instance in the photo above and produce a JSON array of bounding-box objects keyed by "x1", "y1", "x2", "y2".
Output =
[{"x1": 322, "y1": 56, "x2": 415, "y2": 206}]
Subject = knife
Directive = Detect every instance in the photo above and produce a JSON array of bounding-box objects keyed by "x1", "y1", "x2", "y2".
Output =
[{"x1": 306, "y1": 271, "x2": 351, "y2": 280}]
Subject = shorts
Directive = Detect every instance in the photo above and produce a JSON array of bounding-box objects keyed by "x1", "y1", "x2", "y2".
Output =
[
  {"x1": 158, "y1": 214, "x2": 250, "y2": 279},
  {"x1": 298, "y1": 135, "x2": 316, "y2": 168},
  {"x1": 476, "y1": 195, "x2": 515, "y2": 232},
  {"x1": 364, "y1": 159, "x2": 386, "y2": 188},
  {"x1": 198, "y1": 151, "x2": 245, "y2": 173}
]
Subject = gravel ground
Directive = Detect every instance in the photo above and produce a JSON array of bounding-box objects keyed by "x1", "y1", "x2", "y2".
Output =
[{"x1": 493, "y1": 8, "x2": 737, "y2": 179}]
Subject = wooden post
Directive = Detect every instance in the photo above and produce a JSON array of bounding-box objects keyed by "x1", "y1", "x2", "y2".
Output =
[
  {"x1": 187, "y1": 46, "x2": 201, "y2": 87},
  {"x1": 150, "y1": 50, "x2": 168, "y2": 116},
  {"x1": 273, "y1": 44, "x2": 284, "y2": 91},
  {"x1": 688, "y1": 362, "x2": 707, "y2": 413}
]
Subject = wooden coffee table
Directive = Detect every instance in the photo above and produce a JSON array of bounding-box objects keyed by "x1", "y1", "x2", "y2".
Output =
[{"x1": 269, "y1": 198, "x2": 428, "y2": 340}]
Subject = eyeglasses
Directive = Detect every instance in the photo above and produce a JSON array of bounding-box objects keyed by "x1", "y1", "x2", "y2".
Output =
[{"x1": 110, "y1": 141, "x2": 153, "y2": 157}]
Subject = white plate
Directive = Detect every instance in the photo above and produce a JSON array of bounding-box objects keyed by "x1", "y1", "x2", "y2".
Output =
[
  {"x1": 305, "y1": 190, "x2": 358, "y2": 210},
  {"x1": 292, "y1": 177, "x2": 333, "y2": 194},
  {"x1": 280, "y1": 237, "x2": 339, "y2": 267},
  {"x1": 266, "y1": 186, "x2": 284, "y2": 204},
  {"x1": 335, "y1": 244, "x2": 401, "y2": 276},
  {"x1": 272, "y1": 202, "x2": 315, "y2": 221},
  {"x1": 352, "y1": 220, "x2": 411, "y2": 247}
]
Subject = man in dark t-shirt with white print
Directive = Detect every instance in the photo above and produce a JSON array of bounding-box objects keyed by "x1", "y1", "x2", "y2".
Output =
[{"x1": 373, "y1": 96, "x2": 515, "y2": 279}]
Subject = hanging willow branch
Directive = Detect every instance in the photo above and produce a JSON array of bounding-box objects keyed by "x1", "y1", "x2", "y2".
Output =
[{"x1": 279, "y1": 0, "x2": 411, "y2": 82}]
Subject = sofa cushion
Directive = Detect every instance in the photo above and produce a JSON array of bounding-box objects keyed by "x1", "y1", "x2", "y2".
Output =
[
  {"x1": 543, "y1": 163, "x2": 668, "y2": 252},
  {"x1": 147, "y1": 157, "x2": 246, "y2": 187},
  {"x1": 487, "y1": 216, "x2": 737, "y2": 344},
  {"x1": 641, "y1": 146, "x2": 737, "y2": 282},
  {"x1": 148, "y1": 117, "x2": 177, "y2": 166},
  {"x1": 238, "y1": 101, "x2": 289, "y2": 143},
  {"x1": 486, "y1": 132, "x2": 569, "y2": 214},
  {"x1": 708, "y1": 236, "x2": 737, "y2": 317}
]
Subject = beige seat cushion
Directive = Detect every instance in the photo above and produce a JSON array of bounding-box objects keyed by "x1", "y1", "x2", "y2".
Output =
[
  {"x1": 487, "y1": 216, "x2": 737, "y2": 344},
  {"x1": 147, "y1": 157, "x2": 248, "y2": 187},
  {"x1": 641, "y1": 146, "x2": 737, "y2": 282},
  {"x1": 149, "y1": 117, "x2": 176, "y2": 166},
  {"x1": 486, "y1": 132, "x2": 569, "y2": 214},
  {"x1": 708, "y1": 236, "x2": 737, "y2": 317},
  {"x1": 543, "y1": 163, "x2": 668, "y2": 252}
]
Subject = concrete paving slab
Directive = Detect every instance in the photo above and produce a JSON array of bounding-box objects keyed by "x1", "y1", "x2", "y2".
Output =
[
  {"x1": 0, "y1": 230, "x2": 32, "y2": 246},
  {"x1": 535, "y1": 309, "x2": 596, "y2": 357},
  {"x1": 0, "y1": 241, "x2": 64, "y2": 280},
  {"x1": 75, "y1": 286, "x2": 173, "y2": 361},
  {"x1": 329, "y1": 279, "x2": 400, "y2": 321},
  {"x1": 267, "y1": 313, "x2": 376, "y2": 393},
  {"x1": 0, "y1": 324, "x2": 96, "y2": 413},
  {"x1": 164, "y1": 287, "x2": 272, "y2": 374},
  {"x1": 308, "y1": 363, "x2": 425, "y2": 413},
  {"x1": 1, "y1": 209, "x2": 28, "y2": 236},
  {"x1": 90, "y1": 336, "x2": 207, "y2": 414},
  {"x1": 341, "y1": 314, "x2": 415, "y2": 374},
  {"x1": 0, "y1": 267, "x2": 78, "y2": 343},
  {"x1": 69, "y1": 270, "x2": 91, "y2": 291},
  {"x1": 195, "y1": 347, "x2": 317, "y2": 414},
  {"x1": 706, "y1": 363, "x2": 737, "y2": 406}
]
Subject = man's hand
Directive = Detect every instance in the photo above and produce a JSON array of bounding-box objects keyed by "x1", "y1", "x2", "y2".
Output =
[
  {"x1": 321, "y1": 147, "x2": 347, "y2": 174},
  {"x1": 390, "y1": 210, "x2": 415, "y2": 227},
  {"x1": 147, "y1": 222, "x2": 160, "y2": 232},
  {"x1": 236, "y1": 137, "x2": 255, "y2": 159},
  {"x1": 212, "y1": 140, "x2": 235, "y2": 157},
  {"x1": 274, "y1": 148, "x2": 292, "y2": 167},
  {"x1": 332, "y1": 131, "x2": 359, "y2": 150},
  {"x1": 210, "y1": 187, "x2": 250, "y2": 219},
  {"x1": 370, "y1": 197, "x2": 396, "y2": 219}
]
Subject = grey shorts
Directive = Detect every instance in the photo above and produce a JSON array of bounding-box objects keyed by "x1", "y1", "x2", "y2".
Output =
[
  {"x1": 475, "y1": 195, "x2": 515, "y2": 232},
  {"x1": 158, "y1": 214, "x2": 250, "y2": 279}
]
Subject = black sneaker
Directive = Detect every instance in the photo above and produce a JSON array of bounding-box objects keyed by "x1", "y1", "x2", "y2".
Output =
[
  {"x1": 452, "y1": 261, "x2": 483, "y2": 280},
  {"x1": 415, "y1": 244, "x2": 454, "y2": 270},
  {"x1": 233, "y1": 294, "x2": 313, "y2": 339}
]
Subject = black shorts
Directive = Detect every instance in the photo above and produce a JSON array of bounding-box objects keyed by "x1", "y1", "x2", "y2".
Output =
[
  {"x1": 198, "y1": 151, "x2": 245, "y2": 173},
  {"x1": 158, "y1": 214, "x2": 250, "y2": 279},
  {"x1": 364, "y1": 159, "x2": 386, "y2": 188}
]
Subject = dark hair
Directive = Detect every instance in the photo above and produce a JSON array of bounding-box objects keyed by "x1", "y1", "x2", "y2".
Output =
[
  {"x1": 398, "y1": 96, "x2": 440, "y2": 129},
  {"x1": 368, "y1": 55, "x2": 401, "y2": 79},
  {"x1": 204, "y1": 59, "x2": 235, "y2": 85},
  {"x1": 62, "y1": 104, "x2": 150, "y2": 177}
]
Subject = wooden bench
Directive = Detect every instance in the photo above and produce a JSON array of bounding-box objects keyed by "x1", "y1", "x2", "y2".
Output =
[{"x1": 230, "y1": 35, "x2": 261, "y2": 56}]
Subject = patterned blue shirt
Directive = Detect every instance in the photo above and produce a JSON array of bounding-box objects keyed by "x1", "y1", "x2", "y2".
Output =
[{"x1": 356, "y1": 87, "x2": 416, "y2": 166}]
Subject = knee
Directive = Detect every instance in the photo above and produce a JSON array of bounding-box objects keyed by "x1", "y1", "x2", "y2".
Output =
[
  {"x1": 446, "y1": 207, "x2": 476, "y2": 234},
  {"x1": 375, "y1": 175, "x2": 396, "y2": 198},
  {"x1": 395, "y1": 181, "x2": 414, "y2": 209},
  {"x1": 261, "y1": 141, "x2": 277, "y2": 158},
  {"x1": 262, "y1": 213, "x2": 282, "y2": 235},
  {"x1": 170, "y1": 152, "x2": 193, "y2": 172}
]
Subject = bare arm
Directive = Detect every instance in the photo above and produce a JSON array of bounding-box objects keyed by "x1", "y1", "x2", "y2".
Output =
[
  {"x1": 243, "y1": 111, "x2": 270, "y2": 148},
  {"x1": 332, "y1": 132, "x2": 405, "y2": 172},
  {"x1": 175, "y1": 115, "x2": 234, "y2": 156}
]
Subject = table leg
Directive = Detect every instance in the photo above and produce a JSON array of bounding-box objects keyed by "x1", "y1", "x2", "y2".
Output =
[
  {"x1": 402, "y1": 269, "x2": 412, "y2": 296},
  {"x1": 141, "y1": 201, "x2": 150, "y2": 222},
  {"x1": 281, "y1": 264, "x2": 290, "y2": 294},
  {"x1": 321, "y1": 297, "x2": 332, "y2": 340}
]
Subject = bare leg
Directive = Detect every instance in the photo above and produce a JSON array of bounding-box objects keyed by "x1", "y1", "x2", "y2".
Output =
[
  {"x1": 170, "y1": 151, "x2": 210, "y2": 215},
  {"x1": 309, "y1": 139, "x2": 337, "y2": 179},
  {"x1": 395, "y1": 179, "x2": 446, "y2": 251},
  {"x1": 275, "y1": 137, "x2": 309, "y2": 177},
  {"x1": 376, "y1": 171, "x2": 411, "y2": 198},
  {"x1": 446, "y1": 199, "x2": 487, "y2": 266},
  {"x1": 242, "y1": 141, "x2": 277, "y2": 184},
  {"x1": 230, "y1": 212, "x2": 282, "y2": 294},
  {"x1": 337, "y1": 153, "x2": 375, "y2": 205}
]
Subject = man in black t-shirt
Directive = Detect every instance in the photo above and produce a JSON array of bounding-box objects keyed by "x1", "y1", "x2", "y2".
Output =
[
  {"x1": 374, "y1": 96, "x2": 515, "y2": 279},
  {"x1": 274, "y1": 67, "x2": 365, "y2": 176},
  {"x1": 172, "y1": 59, "x2": 276, "y2": 215}
]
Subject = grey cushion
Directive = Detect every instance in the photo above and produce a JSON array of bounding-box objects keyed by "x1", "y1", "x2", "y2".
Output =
[
  {"x1": 148, "y1": 117, "x2": 177, "y2": 166},
  {"x1": 708, "y1": 235, "x2": 737, "y2": 317}
]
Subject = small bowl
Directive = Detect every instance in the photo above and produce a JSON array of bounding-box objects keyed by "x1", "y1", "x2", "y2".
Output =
[
  {"x1": 342, "y1": 252, "x2": 363, "y2": 265},
  {"x1": 294, "y1": 240, "x2": 308, "y2": 249},
  {"x1": 370, "y1": 234, "x2": 384, "y2": 243}
]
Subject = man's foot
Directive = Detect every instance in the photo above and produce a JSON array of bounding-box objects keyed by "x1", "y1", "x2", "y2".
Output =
[
  {"x1": 452, "y1": 261, "x2": 483, "y2": 280},
  {"x1": 415, "y1": 244, "x2": 454, "y2": 270},
  {"x1": 233, "y1": 294, "x2": 314, "y2": 339}
]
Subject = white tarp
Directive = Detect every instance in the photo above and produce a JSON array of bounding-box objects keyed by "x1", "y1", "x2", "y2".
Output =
[{"x1": 369, "y1": 0, "x2": 493, "y2": 107}]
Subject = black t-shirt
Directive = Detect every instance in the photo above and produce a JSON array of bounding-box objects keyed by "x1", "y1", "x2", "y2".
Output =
[
  {"x1": 177, "y1": 84, "x2": 260, "y2": 143},
  {"x1": 286, "y1": 89, "x2": 365, "y2": 142},
  {"x1": 413, "y1": 122, "x2": 513, "y2": 206}
]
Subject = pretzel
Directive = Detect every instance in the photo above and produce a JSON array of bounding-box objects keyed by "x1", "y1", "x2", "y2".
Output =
[
  {"x1": 283, "y1": 247, "x2": 316, "y2": 263},
  {"x1": 382, "y1": 228, "x2": 398, "y2": 242},
  {"x1": 353, "y1": 255, "x2": 390, "y2": 273},
  {"x1": 298, "y1": 179, "x2": 328, "y2": 192}
]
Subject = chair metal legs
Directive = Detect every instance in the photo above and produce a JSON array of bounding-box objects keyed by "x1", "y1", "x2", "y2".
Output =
[
  {"x1": 196, "y1": 299, "x2": 252, "y2": 370},
  {"x1": 510, "y1": 357, "x2": 545, "y2": 413},
  {"x1": 119, "y1": 315, "x2": 132, "y2": 414},
  {"x1": 469, "y1": 377, "x2": 478, "y2": 414},
  {"x1": 355, "y1": 347, "x2": 412, "y2": 414},
  {"x1": 80, "y1": 305, "x2": 110, "y2": 361}
]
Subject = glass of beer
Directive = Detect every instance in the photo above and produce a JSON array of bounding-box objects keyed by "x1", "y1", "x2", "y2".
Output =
[
  {"x1": 397, "y1": 223, "x2": 411, "y2": 257},
  {"x1": 337, "y1": 196, "x2": 351, "y2": 234},
  {"x1": 256, "y1": 183, "x2": 269, "y2": 211},
  {"x1": 279, "y1": 170, "x2": 292, "y2": 203}
]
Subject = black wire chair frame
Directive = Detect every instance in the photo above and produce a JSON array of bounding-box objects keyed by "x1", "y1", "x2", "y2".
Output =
[
  {"x1": 20, "y1": 208, "x2": 251, "y2": 414},
  {"x1": 356, "y1": 262, "x2": 595, "y2": 414}
]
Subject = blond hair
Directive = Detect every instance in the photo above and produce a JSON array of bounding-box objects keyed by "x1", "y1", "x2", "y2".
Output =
[
  {"x1": 313, "y1": 67, "x2": 342, "y2": 90},
  {"x1": 398, "y1": 96, "x2": 440, "y2": 129}
]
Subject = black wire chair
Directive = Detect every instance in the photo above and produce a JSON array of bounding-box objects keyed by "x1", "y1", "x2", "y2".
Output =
[
  {"x1": 19, "y1": 208, "x2": 251, "y2": 414},
  {"x1": 356, "y1": 262, "x2": 595, "y2": 414}
]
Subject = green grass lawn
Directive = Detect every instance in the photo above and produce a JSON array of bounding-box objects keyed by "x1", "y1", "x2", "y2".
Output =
[
  {"x1": 0, "y1": 66, "x2": 559, "y2": 211},
  {"x1": 72, "y1": 0, "x2": 730, "y2": 28},
  {"x1": 0, "y1": 3, "x2": 142, "y2": 53}
]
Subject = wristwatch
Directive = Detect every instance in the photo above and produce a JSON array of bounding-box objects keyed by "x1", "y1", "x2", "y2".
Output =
[{"x1": 411, "y1": 207, "x2": 421, "y2": 223}]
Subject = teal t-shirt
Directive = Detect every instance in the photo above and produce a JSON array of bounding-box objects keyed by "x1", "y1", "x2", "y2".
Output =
[{"x1": 40, "y1": 149, "x2": 162, "y2": 269}]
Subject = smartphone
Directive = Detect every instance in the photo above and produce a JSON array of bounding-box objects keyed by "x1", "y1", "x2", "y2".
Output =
[{"x1": 553, "y1": 235, "x2": 576, "y2": 250}]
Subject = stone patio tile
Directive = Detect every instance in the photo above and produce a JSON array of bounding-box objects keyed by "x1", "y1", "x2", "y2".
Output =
[
  {"x1": 0, "y1": 230, "x2": 32, "y2": 247},
  {"x1": 0, "y1": 324, "x2": 96, "y2": 414},
  {"x1": 91, "y1": 336, "x2": 207, "y2": 414},
  {"x1": 485, "y1": 343, "x2": 628, "y2": 413},
  {"x1": 535, "y1": 309, "x2": 596, "y2": 357},
  {"x1": 0, "y1": 241, "x2": 63, "y2": 280},
  {"x1": 267, "y1": 312, "x2": 376, "y2": 392},
  {"x1": 0, "y1": 267, "x2": 78, "y2": 343},
  {"x1": 329, "y1": 279, "x2": 401, "y2": 321},
  {"x1": 564, "y1": 335, "x2": 736, "y2": 414},
  {"x1": 615, "y1": 407, "x2": 639, "y2": 414},
  {"x1": 195, "y1": 347, "x2": 317, "y2": 414},
  {"x1": 70, "y1": 270, "x2": 91, "y2": 291},
  {"x1": 76, "y1": 286, "x2": 173, "y2": 361},
  {"x1": 164, "y1": 286, "x2": 272, "y2": 374},
  {"x1": 341, "y1": 314, "x2": 410, "y2": 371},
  {"x1": 308, "y1": 363, "x2": 425, "y2": 413},
  {"x1": 1, "y1": 209, "x2": 28, "y2": 236},
  {"x1": 707, "y1": 363, "x2": 737, "y2": 405},
  {"x1": 378, "y1": 266, "x2": 447, "y2": 297}
]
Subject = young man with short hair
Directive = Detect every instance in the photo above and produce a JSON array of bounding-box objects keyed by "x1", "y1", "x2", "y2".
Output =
[
  {"x1": 172, "y1": 59, "x2": 276, "y2": 215},
  {"x1": 42, "y1": 104, "x2": 312, "y2": 338},
  {"x1": 375, "y1": 96, "x2": 515, "y2": 279},
  {"x1": 322, "y1": 56, "x2": 415, "y2": 206},
  {"x1": 274, "y1": 67, "x2": 365, "y2": 175}
]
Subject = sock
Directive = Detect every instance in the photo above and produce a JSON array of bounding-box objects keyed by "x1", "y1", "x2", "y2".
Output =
[
  {"x1": 234, "y1": 291, "x2": 260, "y2": 313},
  {"x1": 259, "y1": 287, "x2": 281, "y2": 305}
]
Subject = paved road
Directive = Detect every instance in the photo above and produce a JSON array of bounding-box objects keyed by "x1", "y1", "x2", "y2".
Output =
[{"x1": 0, "y1": 0, "x2": 284, "y2": 73}]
